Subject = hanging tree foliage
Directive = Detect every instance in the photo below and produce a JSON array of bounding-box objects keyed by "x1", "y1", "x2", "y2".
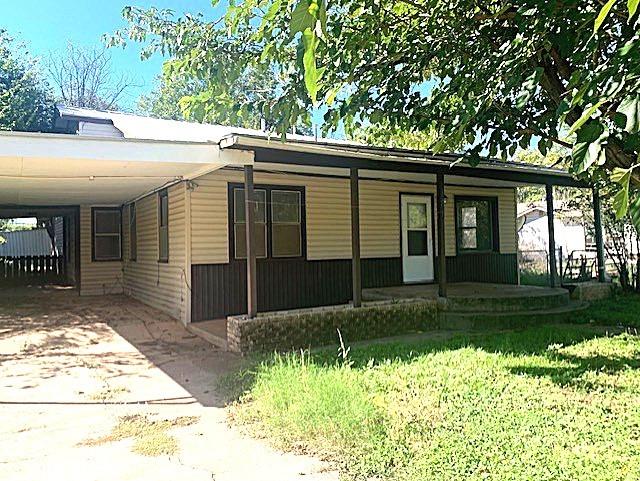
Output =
[{"x1": 110, "y1": 0, "x2": 639, "y2": 215}]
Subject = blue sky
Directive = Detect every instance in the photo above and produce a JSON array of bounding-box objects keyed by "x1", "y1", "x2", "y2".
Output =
[{"x1": 3, "y1": 0, "x2": 222, "y2": 109}]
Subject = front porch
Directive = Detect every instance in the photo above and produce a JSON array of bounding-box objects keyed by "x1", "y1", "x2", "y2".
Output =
[{"x1": 189, "y1": 281, "x2": 584, "y2": 353}]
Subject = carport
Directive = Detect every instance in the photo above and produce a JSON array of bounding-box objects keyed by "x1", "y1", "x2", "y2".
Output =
[{"x1": 0, "y1": 130, "x2": 251, "y2": 295}]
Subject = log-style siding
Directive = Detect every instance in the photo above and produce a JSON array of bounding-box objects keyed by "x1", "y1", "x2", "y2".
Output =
[
  {"x1": 122, "y1": 183, "x2": 189, "y2": 323},
  {"x1": 79, "y1": 205, "x2": 123, "y2": 295}
]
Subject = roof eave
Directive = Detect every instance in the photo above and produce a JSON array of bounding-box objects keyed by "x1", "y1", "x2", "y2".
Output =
[{"x1": 219, "y1": 134, "x2": 588, "y2": 188}]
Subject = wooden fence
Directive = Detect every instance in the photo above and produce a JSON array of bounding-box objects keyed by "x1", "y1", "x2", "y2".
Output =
[{"x1": 0, "y1": 255, "x2": 66, "y2": 285}]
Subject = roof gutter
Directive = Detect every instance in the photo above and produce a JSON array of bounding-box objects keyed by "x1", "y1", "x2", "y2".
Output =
[{"x1": 219, "y1": 134, "x2": 588, "y2": 187}]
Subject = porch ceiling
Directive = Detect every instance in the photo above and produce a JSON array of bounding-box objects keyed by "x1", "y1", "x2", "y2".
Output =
[{"x1": 0, "y1": 131, "x2": 253, "y2": 205}]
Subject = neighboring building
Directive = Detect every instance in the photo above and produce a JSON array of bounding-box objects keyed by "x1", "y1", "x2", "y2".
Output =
[
  {"x1": 0, "y1": 228, "x2": 54, "y2": 257},
  {"x1": 517, "y1": 201, "x2": 594, "y2": 257},
  {"x1": 0, "y1": 106, "x2": 589, "y2": 327}
]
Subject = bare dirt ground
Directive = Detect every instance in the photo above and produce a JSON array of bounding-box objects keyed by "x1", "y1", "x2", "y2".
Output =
[{"x1": 0, "y1": 287, "x2": 338, "y2": 481}]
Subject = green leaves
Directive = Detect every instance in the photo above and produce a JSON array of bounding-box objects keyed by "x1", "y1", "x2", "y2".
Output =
[
  {"x1": 302, "y1": 27, "x2": 324, "y2": 103},
  {"x1": 292, "y1": 0, "x2": 327, "y2": 103},
  {"x1": 290, "y1": 0, "x2": 316, "y2": 36},
  {"x1": 611, "y1": 167, "x2": 632, "y2": 218},
  {"x1": 515, "y1": 68, "x2": 542, "y2": 110},
  {"x1": 617, "y1": 94, "x2": 640, "y2": 134},
  {"x1": 572, "y1": 122, "x2": 608, "y2": 173},
  {"x1": 594, "y1": 0, "x2": 618, "y2": 33},
  {"x1": 628, "y1": 193, "x2": 640, "y2": 231},
  {"x1": 630, "y1": 0, "x2": 640, "y2": 18},
  {"x1": 567, "y1": 99, "x2": 607, "y2": 137}
]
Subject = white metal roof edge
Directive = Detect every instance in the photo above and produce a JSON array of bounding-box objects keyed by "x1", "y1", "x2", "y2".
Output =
[{"x1": 0, "y1": 130, "x2": 216, "y2": 147}]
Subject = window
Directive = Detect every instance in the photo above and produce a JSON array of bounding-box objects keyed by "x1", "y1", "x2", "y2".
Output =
[
  {"x1": 271, "y1": 190, "x2": 302, "y2": 257},
  {"x1": 455, "y1": 197, "x2": 498, "y2": 253},
  {"x1": 407, "y1": 202, "x2": 429, "y2": 256},
  {"x1": 92, "y1": 207, "x2": 122, "y2": 261},
  {"x1": 158, "y1": 190, "x2": 169, "y2": 262},
  {"x1": 233, "y1": 188, "x2": 267, "y2": 259},
  {"x1": 129, "y1": 203, "x2": 137, "y2": 261},
  {"x1": 230, "y1": 184, "x2": 305, "y2": 260}
]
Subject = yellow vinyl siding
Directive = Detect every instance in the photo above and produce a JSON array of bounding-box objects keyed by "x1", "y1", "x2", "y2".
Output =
[
  {"x1": 79, "y1": 205, "x2": 123, "y2": 295},
  {"x1": 122, "y1": 183, "x2": 188, "y2": 322},
  {"x1": 190, "y1": 170, "x2": 518, "y2": 262},
  {"x1": 190, "y1": 170, "x2": 352, "y2": 263}
]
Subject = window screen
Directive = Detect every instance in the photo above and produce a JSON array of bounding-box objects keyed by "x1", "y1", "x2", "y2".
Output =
[
  {"x1": 93, "y1": 208, "x2": 121, "y2": 261},
  {"x1": 271, "y1": 190, "x2": 302, "y2": 257},
  {"x1": 129, "y1": 203, "x2": 137, "y2": 261},
  {"x1": 233, "y1": 188, "x2": 267, "y2": 259},
  {"x1": 158, "y1": 190, "x2": 169, "y2": 262},
  {"x1": 456, "y1": 198, "x2": 496, "y2": 252}
]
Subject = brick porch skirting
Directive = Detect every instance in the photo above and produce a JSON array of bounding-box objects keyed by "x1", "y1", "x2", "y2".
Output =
[{"x1": 227, "y1": 300, "x2": 439, "y2": 354}]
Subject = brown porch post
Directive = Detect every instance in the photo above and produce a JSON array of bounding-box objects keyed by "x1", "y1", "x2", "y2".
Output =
[
  {"x1": 244, "y1": 165, "x2": 257, "y2": 318},
  {"x1": 436, "y1": 173, "x2": 447, "y2": 297},
  {"x1": 350, "y1": 167, "x2": 362, "y2": 307},
  {"x1": 593, "y1": 187, "x2": 606, "y2": 282},
  {"x1": 546, "y1": 183, "x2": 558, "y2": 287}
]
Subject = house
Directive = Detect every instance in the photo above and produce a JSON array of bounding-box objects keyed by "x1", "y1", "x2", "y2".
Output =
[
  {"x1": 517, "y1": 201, "x2": 595, "y2": 255},
  {"x1": 0, "y1": 106, "x2": 607, "y2": 351},
  {"x1": 0, "y1": 228, "x2": 55, "y2": 257}
]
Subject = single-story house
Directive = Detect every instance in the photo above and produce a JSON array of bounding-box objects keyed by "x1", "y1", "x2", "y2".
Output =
[{"x1": 0, "y1": 106, "x2": 607, "y2": 350}]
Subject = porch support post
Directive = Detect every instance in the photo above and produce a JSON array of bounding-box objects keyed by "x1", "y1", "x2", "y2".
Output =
[
  {"x1": 244, "y1": 165, "x2": 257, "y2": 318},
  {"x1": 593, "y1": 187, "x2": 606, "y2": 282},
  {"x1": 350, "y1": 167, "x2": 362, "y2": 307},
  {"x1": 436, "y1": 173, "x2": 447, "y2": 297},
  {"x1": 546, "y1": 184, "x2": 558, "y2": 287}
]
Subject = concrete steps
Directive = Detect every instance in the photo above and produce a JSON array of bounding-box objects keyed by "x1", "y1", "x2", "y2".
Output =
[
  {"x1": 440, "y1": 301, "x2": 589, "y2": 330},
  {"x1": 443, "y1": 289, "x2": 570, "y2": 313}
]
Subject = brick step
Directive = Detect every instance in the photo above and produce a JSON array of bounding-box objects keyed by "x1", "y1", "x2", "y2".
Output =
[{"x1": 440, "y1": 301, "x2": 589, "y2": 330}]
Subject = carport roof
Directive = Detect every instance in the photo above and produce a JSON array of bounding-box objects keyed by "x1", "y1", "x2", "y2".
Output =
[{"x1": 0, "y1": 131, "x2": 251, "y2": 206}]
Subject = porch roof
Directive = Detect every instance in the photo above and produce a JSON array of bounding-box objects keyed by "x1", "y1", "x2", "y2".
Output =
[
  {"x1": 220, "y1": 134, "x2": 587, "y2": 188},
  {"x1": 0, "y1": 131, "x2": 252, "y2": 206},
  {"x1": 57, "y1": 106, "x2": 584, "y2": 188}
]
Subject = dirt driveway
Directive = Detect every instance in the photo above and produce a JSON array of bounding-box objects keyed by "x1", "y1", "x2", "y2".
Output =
[{"x1": 0, "y1": 288, "x2": 337, "y2": 481}]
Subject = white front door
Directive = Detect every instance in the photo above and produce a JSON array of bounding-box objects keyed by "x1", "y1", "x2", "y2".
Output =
[{"x1": 401, "y1": 195, "x2": 434, "y2": 283}]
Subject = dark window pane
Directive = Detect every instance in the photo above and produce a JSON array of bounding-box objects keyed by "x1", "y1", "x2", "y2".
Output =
[
  {"x1": 130, "y1": 204, "x2": 137, "y2": 260},
  {"x1": 408, "y1": 230, "x2": 428, "y2": 256},
  {"x1": 234, "y1": 189, "x2": 266, "y2": 223},
  {"x1": 159, "y1": 193, "x2": 169, "y2": 226},
  {"x1": 272, "y1": 191, "x2": 300, "y2": 223},
  {"x1": 457, "y1": 199, "x2": 493, "y2": 251},
  {"x1": 159, "y1": 227, "x2": 169, "y2": 260},
  {"x1": 408, "y1": 203, "x2": 427, "y2": 228},
  {"x1": 95, "y1": 235, "x2": 120, "y2": 260},
  {"x1": 234, "y1": 223, "x2": 267, "y2": 258},
  {"x1": 94, "y1": 210, "x2": 120, "y2": 234},
  {"x1": 272, "y1": 224, "x2": 301, "y2": 257},
  {"x1": 461, "y1": 228, "x2": 477, "y2": 249},
  {"x1": 461, "y1": 206, "x2": 477, "y2": 228}
]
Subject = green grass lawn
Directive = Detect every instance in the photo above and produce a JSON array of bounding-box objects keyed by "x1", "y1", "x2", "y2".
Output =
[{"x1": 230, "y1": 295, "x2": 640, "y2": 481}]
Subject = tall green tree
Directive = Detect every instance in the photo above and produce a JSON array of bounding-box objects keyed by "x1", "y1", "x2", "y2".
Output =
[
  {"x1": 0, "y1": 30, "x2": 55, "y2": 132},
  {"x1": 138, "y1": 66, "x2": 295, "y2": 130},
  {"x1": 111, "y1": 1, "x2": 639, "y2": 209}
]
